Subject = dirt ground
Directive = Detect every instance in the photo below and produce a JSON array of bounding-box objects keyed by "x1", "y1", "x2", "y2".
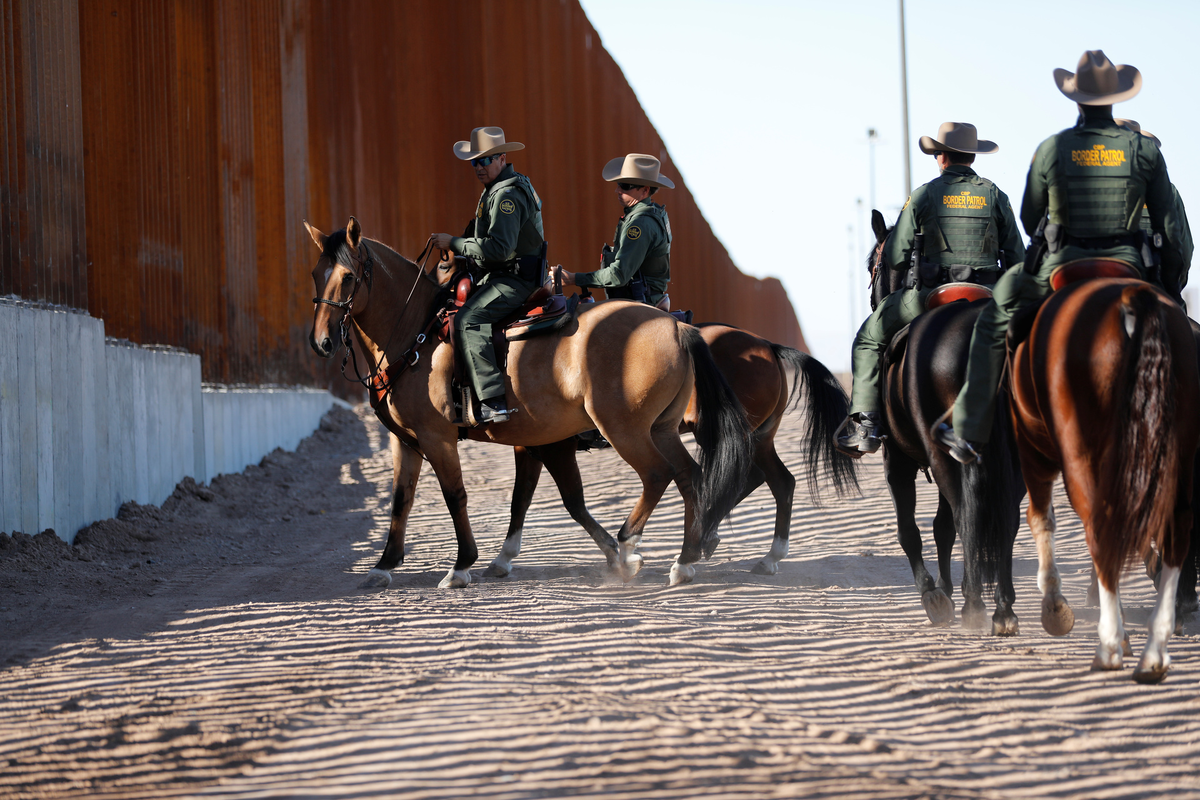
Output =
[{"x1": 2, "y1": 403, "x2": 1200, "y2": 799}]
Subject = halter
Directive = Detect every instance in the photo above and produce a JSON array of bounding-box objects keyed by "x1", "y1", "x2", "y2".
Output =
[{"x1": 314, "y1": 235, "x2": 441, "y2": 404}]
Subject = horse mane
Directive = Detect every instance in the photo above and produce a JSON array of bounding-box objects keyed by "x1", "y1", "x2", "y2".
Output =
[{"x1": 322, "y1": 227, "x2": 436, "y2": 285}]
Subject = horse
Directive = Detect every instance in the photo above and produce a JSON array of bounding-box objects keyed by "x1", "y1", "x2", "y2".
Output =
[
  {"x1": 1010, "y1": 272, "x2": 1199, "y2": 682},
  {"x1": 476, "y1": 321, "x2": 859, "y2": 580},
  {"x1": 867, "y1": 210, "x2": 1026, "y2": 633},
  {"x1": 306, "y1": 217, "x2": 752, "y2": 589}
]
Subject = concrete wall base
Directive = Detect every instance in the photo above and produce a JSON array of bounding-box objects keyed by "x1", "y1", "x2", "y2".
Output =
[{"x1": 0, "y1": 300, "x2": 334, "y2": 543}]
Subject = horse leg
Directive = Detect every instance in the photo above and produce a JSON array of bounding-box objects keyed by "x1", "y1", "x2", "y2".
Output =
[
  {"x1": 483, "y1": 446, "x2": 544, "y2": 578},
  {"x1": 933, "y1": 492, "x2": 971, "y2": 626},
  {"x1": 1026, "y1": 477, "x2": 1075, "y2": 635},
  {"x1": 1091, "y1": 570, "x2": 1127, "y2": 671},
  {"x1": 750, "y1": 442, "x2": 796, "y2": 576},
  {"x1": 653, "y1": 425, "x2": 705, "y2": 586},
  {"x1": 537, "y1": 440, "x2": 621, "y2": 573},
  {"x1": 424, "y1": 439, "x2": 477, "y2": 589},
  {"x1": 599, "y1": 428, "x2": 676, "y2": 583},
  {"x1": 1134, "y1": 468, "x2": 1196, "y2": 682},
  {"x1": 361, "y1": 434, "x2": 424, "y2": 589},
  {"x1": 706, "y1": 461, "x2": 763, "y2": 560},
  {"x1": 885, "y1": 448, "x2": 951, "y2": 626},
  {"x1": 991, "y1": 500, "x2": 1021, "y2": 637}
]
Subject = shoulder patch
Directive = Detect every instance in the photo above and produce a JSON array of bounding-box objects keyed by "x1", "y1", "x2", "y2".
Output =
[
  {"x1": 627, "y1": 225, "x2": 642, "y2": 240},
  {"x1": 902, "y1": 196, "x2": 911, "y2": 211},
  {"x1": 499, "y1": 198, "x2": 516, "y2": 215}
]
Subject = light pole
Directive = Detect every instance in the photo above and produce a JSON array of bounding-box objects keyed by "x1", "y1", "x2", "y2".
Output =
[{"x1": 899, "y1": 0, "x2": 912, "y2": 196}]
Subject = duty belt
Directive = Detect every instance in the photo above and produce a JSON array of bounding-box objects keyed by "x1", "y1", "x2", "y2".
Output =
[
  {"x1": 1064, "y1": 232, "x2": 1140, "y2": 250},
  {"x1": 905, "y1": 260, "x2": 1000, "y2": 290}
]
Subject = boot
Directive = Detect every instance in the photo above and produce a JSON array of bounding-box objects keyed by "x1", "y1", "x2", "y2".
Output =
[
  {"x1": 834, "y1": 412, "x2": 884, "y2": 458},
  {"x1": 930, "y1": 420, "x2": 982, "y2": 465},
  {"x1": 479, "y1": 396, "x2": 513, "y2": 424}
]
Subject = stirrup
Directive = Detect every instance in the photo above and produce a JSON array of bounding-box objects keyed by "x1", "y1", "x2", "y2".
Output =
[
  {"x1": 929, "y1": 410, "x2": 981, "y2": 465},
  {"x1": 833, "y1": 413, "x2": 884, "y2": 458},
  {"x1": 479, "y1": 400, "x2": 516, "y2": 425}
]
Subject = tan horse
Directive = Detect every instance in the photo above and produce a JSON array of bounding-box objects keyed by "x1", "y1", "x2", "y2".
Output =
[{"x1": 306, "y1": 218, "x2": 752, "y2": 588}]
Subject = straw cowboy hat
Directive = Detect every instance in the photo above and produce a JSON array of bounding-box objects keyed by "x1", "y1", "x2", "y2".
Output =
[
  {"x1": 918, "y1": 122, "x2": 998, "y2": 155},
  {"x1": 1054, "y1": 50, "x2": 1141, "y2": 105},
  {"x1": 1115, "y1": 118, "x2": 1161, "y2": 148},
  {"x1": 453, "y1": 126, "x2": 525, "y2": 160},
  {"x1": 601, "y1": 153, "x2": 675, "y2": 189}
]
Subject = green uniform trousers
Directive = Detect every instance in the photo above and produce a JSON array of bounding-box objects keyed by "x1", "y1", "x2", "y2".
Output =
[
  {"x1": 455, "y1": 270, "x2": 538, "y2": 402},
  {"x1": 849, "y1": 285, "x2": 933, "y2": 415}
]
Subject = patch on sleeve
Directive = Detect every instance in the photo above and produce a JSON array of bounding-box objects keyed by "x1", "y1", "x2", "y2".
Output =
[
  {"x1": 499, "y1": 198, "x2": 516, "y2": 215},
  {"x1": 627, "y1": 225, "x2": 642, "y2": 240}
]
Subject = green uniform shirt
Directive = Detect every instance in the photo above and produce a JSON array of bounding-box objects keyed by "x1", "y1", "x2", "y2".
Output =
[
  {"x1": 1139, "y1": 184, "x2": 1193, "y2": 293},
  {"x1": 450, "y1": 164, "x2": 545, "y2": 266},
  {"x1": 575, "y1": 198, "x2": 671, "y2": 303},
  {"x1": 884, "y1": 164, "x2": 1025, "y2": 275},
  {"x1": 1021, "y1": 111, "x2": 1186, "y2": 276}
]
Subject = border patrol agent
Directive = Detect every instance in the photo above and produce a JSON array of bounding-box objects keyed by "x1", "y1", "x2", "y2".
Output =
[
  {"x1": 935, "y1": 51, "x2": 1190, "y2": 463},
  {"x1": 433, "y1": 127, "x2": 545, "y2": 424},
  {"x1": 835, "y1": 122, "x2": 1025, "y2": 457},
  {"x1": 556, "y1": 154, "x2": 674, "y2": 308},
  {"x1": 1117, "y1": 119, "x2": 1194, "y2": 300}
]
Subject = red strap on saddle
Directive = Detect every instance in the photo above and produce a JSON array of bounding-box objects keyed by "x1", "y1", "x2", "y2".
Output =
[{"x1": 1050, "y1": 258, "x2": 1140, "y2": 291}]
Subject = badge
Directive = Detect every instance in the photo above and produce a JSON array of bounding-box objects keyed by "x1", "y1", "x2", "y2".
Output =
[
  {"x1": 500, "y1": 198, "x2": 516, "y2": 215},
  {"x1": 627, "y1": 225, "x2": 642, "y2": 240}
]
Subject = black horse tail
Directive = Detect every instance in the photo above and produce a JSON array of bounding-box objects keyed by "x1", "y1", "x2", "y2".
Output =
[
  {"x1": 771, "y1": 344, "x2": 860, "y2": 503},
  {"x1": 957, "y1": 389, "x2": 1023, "y2": 590},
  {"x1": 680, "y1": 325, "x2": 753, "y2": 540},
  {"x1": 1094, "y1": 286, "x2": 1178, "y2": 590}
]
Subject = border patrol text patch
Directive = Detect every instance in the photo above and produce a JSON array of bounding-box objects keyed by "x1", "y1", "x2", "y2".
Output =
[
  {"x1": 500, "y1": 199, "x2": 516, "y2": 215},
  {"x1": 627, "y1": 225, "x2": 642, "y2": 240}
]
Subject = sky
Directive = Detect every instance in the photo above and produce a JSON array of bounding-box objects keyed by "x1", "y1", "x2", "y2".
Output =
[{"x1": 578, "y1": 0, "x2": 1200, "y2": 370}]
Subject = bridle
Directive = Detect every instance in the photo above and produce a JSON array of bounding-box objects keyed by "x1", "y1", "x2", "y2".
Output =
[{"x1": 313, "y1": 235, "x2": 441, "y2": 400}]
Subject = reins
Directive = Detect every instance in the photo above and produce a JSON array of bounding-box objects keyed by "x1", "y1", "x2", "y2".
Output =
[{"x1": 316, "y1": 235, "x2": 445, "y2": 403}]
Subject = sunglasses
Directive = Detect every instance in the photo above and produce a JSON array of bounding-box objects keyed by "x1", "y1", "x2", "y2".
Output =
[
  {"x1": 471, "y1": 155, "x2": 499, "y2": 167},
  {"x1": 617, "y1": 182, "x2": 642, "y2": 192}
]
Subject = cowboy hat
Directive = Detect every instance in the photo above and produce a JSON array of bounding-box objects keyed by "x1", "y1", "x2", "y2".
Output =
[
  {"x1": 1115, "y1": 118, "x2": 1161, "y2": 148},
  {"x1": 601, "y1": 153, "x2": 675, "y2": 189},
  {"x1": 453, "y1": 126, "x2": 525, "y2": 161},
  {"x1": 1054, "y1": 50, "x2": 1141, "y2": 105},
  {"x1": 918, "y1": 122, "x2": 998, "y2": 155}
]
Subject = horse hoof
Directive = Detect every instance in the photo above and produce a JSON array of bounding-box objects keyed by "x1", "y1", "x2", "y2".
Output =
[
  {"x1": 359, "y1": 568, "x2": 392, "y2": 590},
  {"x1": 1133, "y1": 657, "x2": 1170, "y2": 684},
  {"x1": 619, "y1": 553, "x2": 644, "y2": 582},
  {"x1": 482, "y1": 561, "x2": 511, "y2": 578},
  {"x1": 750, "y1": 558, "x2": 780, "y2": 576},
  {"x1": 700, "y1": 535, "x2": 721, "y2": 560},
  {"x1": 1090, "y1": 651, "x2": 1123, "y2": 672},
  {"x1": 961, "y1": 604, "x2": 988, "y2": 631},
  {"x1": 669, "y1": 561, "x2": 696, "y2": 586},
  {"x1": 992, "y1": 614, "x2": 1020, "y2": 637},
  {"x1": 1041, "y1": 595, "x2": 1075, "y2": 636},
  {"x1": 438, "y1": 568, "x2": 472, "y2": 589},
  {"x1": 921, "y1": 589, "x2": 954, "y2": 627}
]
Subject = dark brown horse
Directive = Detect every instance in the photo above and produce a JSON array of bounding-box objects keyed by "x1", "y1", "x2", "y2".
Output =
[
  {"x1": 480, "y1": 323, "x2": 858, "y2": 579},
  {"x1": 1010, "y1": 273, "x2": 1199, "y2": 682},
  {"x1": 868, "y1": 211, "x2": 1026, "y2": 633},
  {"x1": 306, "y1": 218, "x2": 752, "y2": 589}
]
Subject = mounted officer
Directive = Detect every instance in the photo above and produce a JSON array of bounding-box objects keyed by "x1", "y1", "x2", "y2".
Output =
[
  {"x1": 936, "y1": 51, "x2": 1191, "y2": 463},
  {"x1": 835, "y1": 122, "x2": 1025, "y2": 457},
  {"x1": 555, "y1": 153, "x2": 674, "y2": 308},
  {"x1": 433, "y1": 127, "x2": 545, "y2": 424}
]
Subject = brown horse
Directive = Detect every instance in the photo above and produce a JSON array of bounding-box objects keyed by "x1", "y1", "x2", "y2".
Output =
[
  {"x1": 479, "y1": 323, "x2": 858, "y2": 579},
  {"x1": 306, "y1": 218, "x2": 752, "y2": 589},
  {"x1": 1010, "y1": 275, "x2": 1199, "y2": 682}
]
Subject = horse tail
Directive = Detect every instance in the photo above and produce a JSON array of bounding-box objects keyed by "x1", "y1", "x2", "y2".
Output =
[
  {"x1": 1094, "y1": 286, "x2": 1179, "y2": 590},
  {"x1": 771, "y1": 344, "x2": 860, "y2": 503},
  {"x1": 680, "y1": 325, "x2": 753, "y2": 539},
  {"x1": 957, "y1": 389, "x2": 1022, "y2": 589}
]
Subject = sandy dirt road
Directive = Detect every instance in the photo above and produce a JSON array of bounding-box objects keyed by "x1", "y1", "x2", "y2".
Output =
[{"x1": 2, "y1": 404, "x2": 1199, "y2": 799}]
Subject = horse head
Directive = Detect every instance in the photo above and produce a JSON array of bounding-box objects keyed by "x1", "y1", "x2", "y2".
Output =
[
  {"x1": 868, "y1": 209, "x2": 894, "y2": 312},
  {"x1": 306, "y1": 216, "x2": 372, "y2": 358}
]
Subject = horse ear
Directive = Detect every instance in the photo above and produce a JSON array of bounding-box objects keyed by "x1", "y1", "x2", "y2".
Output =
[
  {"x1": 871, "y1": 209, "x2": 888, "y2": 244},
  {"x1": 346, "y1": 216, "x2": 362, "y2": 249},
  {"x1": 304, "y1": 220, "x2": 327, "y2": 251}
]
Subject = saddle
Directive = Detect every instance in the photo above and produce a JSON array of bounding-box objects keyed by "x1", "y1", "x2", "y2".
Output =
[
  {"x1": 1049, "y1": 258, "x2": 1139, "y2": 292},
  {"x1": 925, "y1": 281, "x2": 993, "y2": 311},
  {"x1": 440, "y1": 272, "x2": 581, "y2": 426}
]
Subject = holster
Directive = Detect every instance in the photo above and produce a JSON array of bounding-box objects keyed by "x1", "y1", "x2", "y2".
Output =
[
  {"x1": 1023, "y1": 217, "x2": 1050, "y2": 275},
  {"x1": 606, "y1": 274, "x2": 647, "y2": 303},
  {"x1": 1140, "y1": 231, "x2": 1163, "y2": 285}
]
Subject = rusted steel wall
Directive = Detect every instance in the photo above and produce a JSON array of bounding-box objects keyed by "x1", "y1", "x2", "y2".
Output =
[{"x1": 1, "y1": 0, "x2": 805, "y2": 390}]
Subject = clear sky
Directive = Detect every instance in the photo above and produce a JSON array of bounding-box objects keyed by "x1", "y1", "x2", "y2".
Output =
[{"x1": 578, "y1": 0, "x2": 1200, "y2": 370}]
